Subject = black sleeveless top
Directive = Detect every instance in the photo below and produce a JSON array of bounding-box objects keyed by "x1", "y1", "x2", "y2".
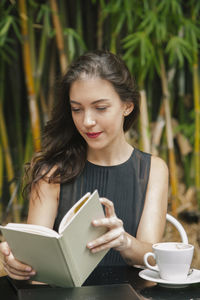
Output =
[{"x1": 54, "y1": 148, "x2": 151, "y2": 266}]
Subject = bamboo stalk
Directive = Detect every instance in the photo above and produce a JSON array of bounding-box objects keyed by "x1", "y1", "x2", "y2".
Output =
[
  {"x1": 193, "y1": 54, "x2": 200, "y2": 207},
  {"x1": 0, "y1": 104, "x2": 20, "y2": 222},
  {"x1": 28, "y1": 8, "x2": 37, "y2": 77},
  {"x1": 151, "y1": 103, "x2": 165, "y2": 155},
  {"x1": 50, "y1": 0, "x2": 68, "y2": 75},
  {"x1": 110, "y1": 32, "x2": 117, "y2": 54},
  {"x1": 177, "y1": 68, "x2": 192, "y2": 188},
  {"x1": 18, "y1": 0, "x2": 41, "y2": 152},
  {"x1": 159, "y1": 52, "x2": 179, "y2": 216},
  {"x1": 34, "y1": 15, "x2": 48, "y2": 122},
  {"x1": 140, "y1": 89, "x2": 151, "y2": 153},
  {"x1": 0, "y1": 60, "x2": 20, "y2": 222},
  {"x1": 19, "y1": 125, "x2": 33, "y2": 208}
]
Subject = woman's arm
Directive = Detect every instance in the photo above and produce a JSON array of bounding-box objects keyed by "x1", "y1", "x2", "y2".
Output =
[
  {"x1": 87, "y1": 156, "x2": 169, "y2": 266},
  {"x1": 121, "y1": 156, "x2": 169, "y2": 265},
  {"x1": 27, "y1": 177, "x2": 60, "y2": 228},
  {"x1": 0, "y1": 175, "x2": 60, "y2": 280}
]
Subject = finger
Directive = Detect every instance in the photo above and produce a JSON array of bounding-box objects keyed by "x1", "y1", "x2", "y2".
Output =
[
  {"x1": 92, "y1": 216, "x2": 123, "y2": 229},
  {"x1": 3, "y1": 262, "x2": 36, "y2": 277},
  {"x1": 90, "y1": 235, "x2": 125, "y2": 253},
  {"x1": 0, "y1": 241, "x2": 10, "y2": 256},
  {"x1": 87, "y1": 227, "x2": 123, "y2": 250},
  {"x1": 5, "y1": 252, "x2": 33, "y2": 273},
  {"x1": 4, "y1": 265, "x2": 31, "y2": 281},
  {"x1": 100, "y1": 198, "x2": 116, "y2": 218}
]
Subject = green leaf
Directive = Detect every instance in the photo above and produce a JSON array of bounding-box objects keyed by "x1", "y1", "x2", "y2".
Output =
[
  {"x1": 68, "y1": 34, "x2": 75, "y2": 62},
  {"x1": 122, "y1": 31, "x2": 156, "y2": 81},
  {"x1": 182, "y1": 19, "x2": 200, "y2": 54},
  {"x1": 0, "y1": 16, "x2": 12, "y2": 37},
  {"x1": 157, "y1": 0, "x2": 183, "y2": 18},
  {"x1": 63, "y1": 28, "x2": 87, "y2": 51},
  {"x1": 166, "y1": 36, "x2": 193, "y2": 67},
  {"x1": 114, "y1": 13, "x2": 125, "y2": 35},
  {"x1": 124, "y1": 0, "x2": 134, "y2": 32}
]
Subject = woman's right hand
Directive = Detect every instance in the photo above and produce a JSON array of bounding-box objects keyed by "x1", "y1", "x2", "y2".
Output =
[{"x1": 0, "y1": 241, "x2": 36, "y2": 280}]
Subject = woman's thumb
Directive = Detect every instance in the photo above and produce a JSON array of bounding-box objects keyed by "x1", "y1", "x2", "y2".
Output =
[{"x1": 0, "y1": 241, "x2": 10, "y2": 256}]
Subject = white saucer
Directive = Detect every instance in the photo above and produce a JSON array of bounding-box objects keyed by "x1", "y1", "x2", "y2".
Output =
[{"x1": 139, "y1": 269, "x2": 200, "y2": 288}]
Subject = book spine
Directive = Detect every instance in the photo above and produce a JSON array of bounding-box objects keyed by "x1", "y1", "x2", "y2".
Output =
[{"x1": 59, "y1": 236, "x2": 82, "y2": 286}]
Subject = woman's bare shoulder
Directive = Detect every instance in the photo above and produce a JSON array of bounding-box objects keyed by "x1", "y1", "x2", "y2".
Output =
[
  {"x1": 30, "y1": 165, "x2": 60, "y2": 203},
  {"x1": 150, "y1": 155, "x2": 169, "y2": 176}
]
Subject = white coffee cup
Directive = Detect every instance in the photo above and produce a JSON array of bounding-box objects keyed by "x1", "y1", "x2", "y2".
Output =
[{"x1": 144, "y1": 242, "x2": 194, "y2": 282}]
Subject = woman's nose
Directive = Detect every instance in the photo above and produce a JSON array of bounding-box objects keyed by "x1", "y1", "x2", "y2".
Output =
[{"x1": 83, "y1": 112, "x2": 96, "y2": 127}]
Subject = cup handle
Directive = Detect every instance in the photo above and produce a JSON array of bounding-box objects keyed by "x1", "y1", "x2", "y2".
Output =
[{"x1": 144, "y1": 252, "x2": 159, "y2": 272}]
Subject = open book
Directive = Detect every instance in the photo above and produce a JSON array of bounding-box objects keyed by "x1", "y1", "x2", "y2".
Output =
[{"x1": 0, "y1": 190, "x2": 108, "y2": 287}]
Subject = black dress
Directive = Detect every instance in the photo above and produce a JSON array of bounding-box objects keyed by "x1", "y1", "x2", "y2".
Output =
[{"x1": 54, "y1": 148, "x2": 151, "y2": 266}]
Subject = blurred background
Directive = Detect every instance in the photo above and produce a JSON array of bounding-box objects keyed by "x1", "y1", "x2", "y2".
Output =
[{"x1": 0, "y1": 0, "x2": 200, "y2": 266}]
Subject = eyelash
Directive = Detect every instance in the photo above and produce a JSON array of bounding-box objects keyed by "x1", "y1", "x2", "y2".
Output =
[
  {"x1": 71, "y1": 108, "x2": 81, "y2": 112},
  {"x1": 71, "y1": 107, "x2": 107, "y2": 112},
  {"x1": 96, "y1": 107, "x2": 107, "y2": 111}
]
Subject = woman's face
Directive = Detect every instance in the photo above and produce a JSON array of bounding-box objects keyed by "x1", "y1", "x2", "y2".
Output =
[{"x1": 69, "y1": 77, "x2": 133, "y2": 152}]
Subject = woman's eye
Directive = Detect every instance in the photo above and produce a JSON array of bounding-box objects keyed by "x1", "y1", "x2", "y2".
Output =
[
  {"x1": 71, "y1": 107, "x2": 81, "y2": 112},
  {"x1": 96, "y1": 107, "x2": 107, "y2": 111}
]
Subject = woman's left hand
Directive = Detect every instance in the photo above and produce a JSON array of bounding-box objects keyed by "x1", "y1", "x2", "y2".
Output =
[{"x1": 87, "y1": 198, "x2": 131, "y2": 253}]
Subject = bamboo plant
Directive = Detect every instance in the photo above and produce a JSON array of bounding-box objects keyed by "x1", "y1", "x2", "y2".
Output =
[
  {"x1": 18, "y1": 0, "x2": 41, "y2": 152},
  {"x1": 50, "y1": 0, "x2": 68, "y2": 75},
  {"x1": 0, "y1": 67, "x2": 20, "y2": 222},
  {"x1": 122, "y1": 0, "x2": 197, "y2": 214}
]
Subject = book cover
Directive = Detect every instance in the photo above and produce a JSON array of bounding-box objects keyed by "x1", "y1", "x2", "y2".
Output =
[{"x1": 0, "y1": 190, "x2": 108, "y2": 287}]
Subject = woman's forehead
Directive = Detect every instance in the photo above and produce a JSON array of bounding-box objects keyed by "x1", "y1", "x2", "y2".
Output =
[{"x1": 69, "y1": 78, "x2": 123, "y2": 107}]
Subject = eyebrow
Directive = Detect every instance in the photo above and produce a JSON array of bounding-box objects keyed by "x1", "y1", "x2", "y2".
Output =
[{"x1": 70, "y1": 99, "x2": 111, "y2": 105}]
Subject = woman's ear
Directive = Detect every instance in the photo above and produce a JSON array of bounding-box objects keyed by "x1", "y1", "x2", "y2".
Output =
[{"x1": 123, "y1": 102, "x2": 134, "y2": 116}]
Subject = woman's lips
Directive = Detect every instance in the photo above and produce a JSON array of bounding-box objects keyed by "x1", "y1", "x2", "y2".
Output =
[{"x1": 86, "y1": 132, "x2": 102, "y2": 139}]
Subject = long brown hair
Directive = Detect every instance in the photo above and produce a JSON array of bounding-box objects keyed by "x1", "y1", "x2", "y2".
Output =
[{"x1": 24, "y1": 50, "x2": 140, "y2": 198}]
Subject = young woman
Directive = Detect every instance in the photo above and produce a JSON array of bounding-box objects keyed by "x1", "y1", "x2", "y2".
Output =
[{"x1": 0, "y1": 50, "x2": 168, "y2": 281}]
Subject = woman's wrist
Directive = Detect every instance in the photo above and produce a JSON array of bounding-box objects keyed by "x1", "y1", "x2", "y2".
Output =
[{"x1": 115, "y1": 232, "x2": 132, "y2": 252}]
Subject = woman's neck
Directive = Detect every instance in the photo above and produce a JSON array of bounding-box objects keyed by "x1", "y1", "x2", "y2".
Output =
[{"x1": 87, "y1": 142, "x2": 134, "y2": 166}]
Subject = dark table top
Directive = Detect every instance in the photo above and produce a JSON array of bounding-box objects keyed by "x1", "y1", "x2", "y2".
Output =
[{"x1": 1, "y1": 266, "x2": 200, "y2": 300}]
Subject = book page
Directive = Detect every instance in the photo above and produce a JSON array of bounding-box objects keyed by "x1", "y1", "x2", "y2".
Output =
[
  {"x1": 3, "y1": 223, "x2": 59, "y2": 238},
  {"x1": 58, "y1": 192, "x2": 91, "y2": 234},
  {"x1": 60, "y1": 189, "x2": 108, "y2": 286}
]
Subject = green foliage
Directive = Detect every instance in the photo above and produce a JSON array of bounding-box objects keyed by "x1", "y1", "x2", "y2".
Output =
[
  {"x1": 139, "y1": 10, "x2": 168, "y2": 43},
  {"x1": 122, "y1": 0, "x2": 199, "y2": 78},
  {"x1": 122, "y1": 31, "x2": 158, "y2": 82},
  {"x1": 174, "y1": 110, "x2": 195, "y2": 146},
  {"x1": 157, "y1": 0, "x2": 183, "y2": 19},
  {"x1": 0, "y1": 0, "x2": 21, "y2": 63},
  {"x1": 182, "y1": 18, "x2": 200, "y2": 58},
  {"x1": 63, "y1": 28, "x2": 87, "y2": 62},
  {"x1": 36, "y1": 4, "x2": 54, "y2": 38},
  {"x1": 166, "y1": 37, "x2": 193, "y2": 67}
]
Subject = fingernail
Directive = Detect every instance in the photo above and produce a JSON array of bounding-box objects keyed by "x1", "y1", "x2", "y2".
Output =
[
  {"x1": 26, "y1": 267, "x2": 32, "y2": 272},
  {"x1": 93, "y1": 220, "x2": 98, "y2": 225},
  {"x1": 87, "y1": 242, "x2": 93, "y2": 248},
  {"x1": 30, "y1": 271, "x2": 36, "y2": 275}
]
